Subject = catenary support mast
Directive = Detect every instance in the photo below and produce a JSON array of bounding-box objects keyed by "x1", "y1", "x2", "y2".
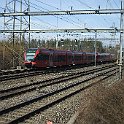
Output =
[{"x1": 119, "y1": 0, "x2": 124, "y2": 79}]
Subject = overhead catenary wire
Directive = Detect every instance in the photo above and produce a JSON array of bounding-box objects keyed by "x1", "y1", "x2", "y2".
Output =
[
  {"x1": 15, "y1": 0, "x2": 84, "y2": 28},
  {"x1": 35, "y1": 0, "x2": 85, "y2": 27},
  {"x1": 78, "y1": 0, "x2": 113, "y2": 27},
  {"x1": 112, "y1": 0, "x2": 120, "y2": 8},
  {"x1": 106, "y1": 0, "x2": 120, "y2": 21}
]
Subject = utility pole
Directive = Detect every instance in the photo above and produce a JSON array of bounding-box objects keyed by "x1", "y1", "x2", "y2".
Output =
[{"x1": 119, "y1": 0, "x2": 124, "y2": 79}]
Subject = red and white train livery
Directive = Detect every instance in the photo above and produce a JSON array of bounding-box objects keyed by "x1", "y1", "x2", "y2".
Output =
[{"x1": 24, "y1": 48, "x2": 115, "y2": 68}]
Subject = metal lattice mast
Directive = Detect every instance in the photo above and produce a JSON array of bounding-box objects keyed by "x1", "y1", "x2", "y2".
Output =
[
  {"x1": 12, "y1": 0, "x2": 16, "y2": 68},
  {"x1": 3, "y1": 0, "x2": 31, "y2": 68},
  {"x1": 19, "y1": 0, "x2": 22, "y2": 66},
  {"x1": 2, "y1": 8, "x2": 6, "y2": 70}
]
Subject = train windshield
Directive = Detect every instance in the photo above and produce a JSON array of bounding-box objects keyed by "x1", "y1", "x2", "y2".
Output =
[
  {"x1": 26, "y1": 48, "x2": 37, "y2": 61},
  {"x1": 26, "y1": 54, "x2": 35, "y2": 61}
]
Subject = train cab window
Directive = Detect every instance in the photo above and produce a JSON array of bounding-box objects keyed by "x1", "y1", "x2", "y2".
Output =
[
  {"x1": 26, "y1": 52, "x2": 36, "y2": 61},
  {"x1": 26, "y1": 55, "x2": 35, "y2": 61}
]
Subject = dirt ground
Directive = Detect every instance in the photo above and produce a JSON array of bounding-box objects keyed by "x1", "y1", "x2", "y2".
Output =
[{"x1": 74, "y1": 78, "x2": 124, "y2": 124}]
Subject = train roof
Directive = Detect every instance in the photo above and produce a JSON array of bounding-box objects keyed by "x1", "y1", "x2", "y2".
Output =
[
  {"x1": 26, "y1": 48, "x2": 112, "y2": 56},
  {"x1": 98, "y1": 53, "x2": 111, "y2": 55},
  {"x1": 26, "y1": 48, "x2": 38, "y2": 52},
  {"x1": 85, "y1": 52, "x2": 95, "y2": 55},
  {"x1": 28, "y1": 48, "x2": 38, "y2": 50}
]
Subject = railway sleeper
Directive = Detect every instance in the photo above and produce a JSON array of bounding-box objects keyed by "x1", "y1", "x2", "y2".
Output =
[
  {"x1": 0, "y1": 116, "x2": 13, "y2": 122},
  {"x1": 9, "y1": 112, "x2": 26, "y2": 117},
  {"x1": 15, "y1": 108, "x2": 34, "y2": 113}
]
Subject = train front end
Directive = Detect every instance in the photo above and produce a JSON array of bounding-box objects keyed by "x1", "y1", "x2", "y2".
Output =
[{"x1": 24, "y1": 48, "x2": 38, "y2": 68}]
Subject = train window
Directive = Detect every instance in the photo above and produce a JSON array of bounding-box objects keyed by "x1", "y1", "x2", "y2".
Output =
[
  {"x1": 58, "y1": 55, "x2": 66, "y2": 62},
  {"x1": 58, "y1": 56, "x2": 60, "y2": 62},
  {"x1": 53, "y1": 55, "x2": 58, "y2": 62},
  {"x1": 87, "y1": 55, "x2": 94, "y2": 61},
  {"x1": 82, "y1": 54, "x2": 86, "y2": 60},
  {"x1": 74, "y1": 56, "x2": 77, "y2": 61},
  {"x1": 58, "y1": 56, "x2": 61, "y2": 62},
  {"x1": 68, "y1": 55, "x2": 72, "y2": 62},
  {"x1": 87, "y1": 55, "x2": 91, "y2": 60},
  {"x1": 36, "y1": 54, "x2": 49, "y2": 60},
  {"x1": 35, "y1": 54, "x2": 39, "y2": 60},
  {"x1": 72, "y1": 55, "x2": 74, "y2": 62},
  {"x1": 43, "y1": 54, "x2": 49, "y2": 60},
  {"x1": 75, "y1": 55, "x2": 81, "y2": 61}
]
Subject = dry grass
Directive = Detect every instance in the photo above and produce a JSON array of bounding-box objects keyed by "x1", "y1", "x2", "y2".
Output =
[{"x1": 74, "y1": 79, "x2": 124, "y2": 124}]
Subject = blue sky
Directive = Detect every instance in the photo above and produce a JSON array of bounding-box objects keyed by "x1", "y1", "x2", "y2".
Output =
[{"x1": 0, "y1": 0, "x2": 123, "y2": 46}]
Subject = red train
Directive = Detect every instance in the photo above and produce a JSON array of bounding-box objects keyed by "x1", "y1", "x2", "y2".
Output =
[{"x1": 24, "y1": 48, "x2": 115, "y2": 68}]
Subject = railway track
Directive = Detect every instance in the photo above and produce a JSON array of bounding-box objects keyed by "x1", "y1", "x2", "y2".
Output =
[
  {"x1": 0, "y1": 70, "x2": 38, "y2": 81},
  {"x1": 0, "y1": 68, "x2": 70, "y2": 82},
  {"x1": 0, "y1": 66, "x2": 68, "y2": 81},
  {"x1": 0, "y1": 63, "x2": 115, "y2": 81},
  {"x1": 0, "y1": 64, "x2": 118, "y2": 124},
  {"x1": 0, "y1": 69, "x2": 49, "y2": 82},
  {"x1": 0, "y1": 64, "x2": 116, "y2": 100}
]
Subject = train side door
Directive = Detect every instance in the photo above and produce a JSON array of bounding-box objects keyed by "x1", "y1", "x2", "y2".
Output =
[
  {"x1": 49, "y1": 53, "x2": 53, "y2": 67},
  {"x1": 72, "y1": 53, "x2": 75, "y2": 65}
]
